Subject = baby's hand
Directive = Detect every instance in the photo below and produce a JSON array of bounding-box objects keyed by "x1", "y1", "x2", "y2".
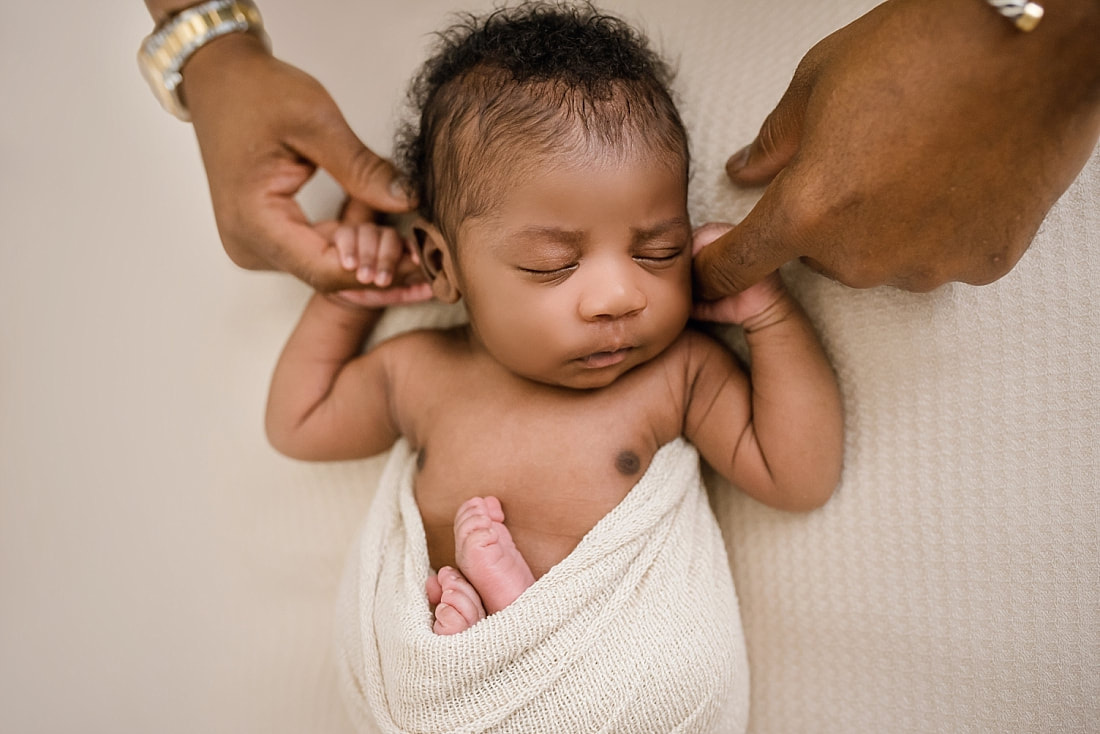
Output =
[
  {"x1": 329, "y1": 221, "x2": 433, "y2": 307},
  {"x1": 314, "y1": 202, "x2": 432, "y2": 308},
  {"x1": 692, "y1": 222, "x2": 789, "y2": 329},
  {"x1": 332, "y1": 220, "x2": 414, "y2": 288}
]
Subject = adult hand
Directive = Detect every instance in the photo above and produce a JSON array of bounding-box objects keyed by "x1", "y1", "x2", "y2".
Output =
[
  {"x1": 694, "y1": 0, "x2": 1100, "y2": 297},
  {"x1": 179, "y1": 32, "x2": 413, "y2": 290}
]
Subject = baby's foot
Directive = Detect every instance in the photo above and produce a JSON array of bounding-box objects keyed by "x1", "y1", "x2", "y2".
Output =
[
  {"x1": 453, "y1": 496, "x2": 535, "y2": 614},
  {"x1": 426, "y1": 566, "x2": 486, "y2": 635}
]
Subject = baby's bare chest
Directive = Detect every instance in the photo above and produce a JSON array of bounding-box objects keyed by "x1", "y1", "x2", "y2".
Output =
[{"x1": 409, "y1": 382, "x2": 682, "y2": 576}]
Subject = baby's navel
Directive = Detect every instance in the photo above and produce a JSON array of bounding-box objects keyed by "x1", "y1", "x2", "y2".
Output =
[{"x1": 615, "y1": 449, "x2": 641, "y2": 476}]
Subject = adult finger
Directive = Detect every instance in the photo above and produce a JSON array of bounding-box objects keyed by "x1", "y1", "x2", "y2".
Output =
[
  {"x1": 261, "y1": 197, "x2": 364, "y2": 291},
  {"x1": 692, "y1": 222, "x2": 735, "y2": 256},
  {"x1": 291, "y1": 107, "x2": 412, "y2": 214},
  {"x1": 333, "y1": 282, "x2": 433, "y2": 308},
  {"x1": 339, "y1": 197, "x2": 375, "y2": 227},
  {"x1": 692, "y1": 180, "x2": 800, "y2": 298},
  {"x1": 726, "y1": 68, "x2": 811, "y2": 187}
]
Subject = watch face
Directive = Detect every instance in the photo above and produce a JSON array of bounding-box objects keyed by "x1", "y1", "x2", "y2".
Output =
[{"x1": 137, "y1": 47, "x2": 189, "y2": 120}]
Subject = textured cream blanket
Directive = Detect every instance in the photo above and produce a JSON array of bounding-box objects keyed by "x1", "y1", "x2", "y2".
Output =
[{"x1": 336, "y1": 437, "x2": 749, "y2": 733}]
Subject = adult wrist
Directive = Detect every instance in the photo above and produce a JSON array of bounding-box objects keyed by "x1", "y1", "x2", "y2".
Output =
[
  {"x1": 137, "y1": 0, "x2": 269, "y2": 121},
  {"x1": 177, "y1": 30, "x2": 270, "y2": 114}
]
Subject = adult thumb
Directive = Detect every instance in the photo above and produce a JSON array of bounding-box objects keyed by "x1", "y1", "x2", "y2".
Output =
[
  {"x1": 297, "y1": 111, "x2": 412, "y2": 214},
  {"x1": 726, "y1": 78, "x2": 809, "y2": 187}
]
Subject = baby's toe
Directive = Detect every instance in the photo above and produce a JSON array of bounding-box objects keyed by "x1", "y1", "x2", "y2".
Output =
[
  {"x1": 425, "y1": 573, "x2": 443, "y2": 605},
  {"x1": 432, "y1": 602, "x2": 469, "y2": 636}
]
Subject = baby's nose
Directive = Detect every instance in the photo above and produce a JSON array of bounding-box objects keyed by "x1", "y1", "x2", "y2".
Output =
[{"x1": 577, "y1": 261, "x2": 647, "y2": 321}]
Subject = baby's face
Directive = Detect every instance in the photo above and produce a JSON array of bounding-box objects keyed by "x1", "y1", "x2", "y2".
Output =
[{"x1": 450, "y1": 152, "x2": 692, "y2": 390}]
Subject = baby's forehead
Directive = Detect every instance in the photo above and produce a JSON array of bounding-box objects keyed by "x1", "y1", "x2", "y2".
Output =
[{"x1": 447, "y1": 128, "x2": 687, "y2": 216}]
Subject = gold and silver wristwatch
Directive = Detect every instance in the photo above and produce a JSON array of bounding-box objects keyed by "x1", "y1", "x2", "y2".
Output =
[{"x1": 137, "y1": 0, "x2": 269, "y2": 121}]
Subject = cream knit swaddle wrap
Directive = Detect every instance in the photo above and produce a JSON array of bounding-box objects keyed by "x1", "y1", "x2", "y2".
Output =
[{"x1": 336, "y1": 437, "x2": 749, "y2": 733}]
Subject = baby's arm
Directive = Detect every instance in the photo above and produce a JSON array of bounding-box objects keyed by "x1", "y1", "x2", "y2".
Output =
[
  {"x1": 687, "y1": 224, "x2": 843, "y2": 511},
  {"x1": 265, "y1": 225, "x2": 431, "y2": 461}
]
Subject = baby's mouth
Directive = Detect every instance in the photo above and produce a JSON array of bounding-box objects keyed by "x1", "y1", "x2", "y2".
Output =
[{"x1": 578, "y1": 347, "x2": 634, "y2": 368}]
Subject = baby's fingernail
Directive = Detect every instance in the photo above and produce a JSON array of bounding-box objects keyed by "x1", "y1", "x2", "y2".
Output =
[
  {"x1": 342, "y1": 255, "x2": 356, "y2": 269},
  {"x1": 357, "y1": 266, "x2": 374, "y2": 284},
  {"x1": 375, "y1": 271, "x2": 392, "y2": 287}
]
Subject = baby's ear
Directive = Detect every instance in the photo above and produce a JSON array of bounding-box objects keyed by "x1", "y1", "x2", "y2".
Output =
[{"x1": 413, "y1": 221, "x2": 461, "y2": 304}]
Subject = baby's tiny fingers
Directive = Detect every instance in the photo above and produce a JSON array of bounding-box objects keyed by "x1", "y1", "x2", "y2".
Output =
[
  {"x1": 333, "y1": 225, "x2": 359, "y2": 270},
  {"x1": 354, "y1": 224, "x2": 382, "y2": 284},
  {"x1": 372, "y1": 227, "x2": 406, "y2": 287}
]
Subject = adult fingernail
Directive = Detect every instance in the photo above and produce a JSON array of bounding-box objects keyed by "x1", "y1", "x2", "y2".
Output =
[
  {"x1": 390, "y1": 178, "x2": 413, "y2": 204},
  {"x1": 728, "y1": 145, "x2": 751, "y2": 173}
]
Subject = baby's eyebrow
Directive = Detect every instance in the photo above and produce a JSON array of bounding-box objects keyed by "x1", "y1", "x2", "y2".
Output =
[
  {"x1": 510, "y1": 226, "x2": 586, "y2": 246},
  {"x1": 497, "y1": 218, "x2": 689, "y2": 257},
  {"x1": 510, "y1": 218, "x2": 689, "y2": 244},
  {"x1": 632, "y1": 217, "x2": 690, "y2": 244}
]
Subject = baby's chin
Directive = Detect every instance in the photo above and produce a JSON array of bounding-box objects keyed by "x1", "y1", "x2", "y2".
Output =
[
  {"x1": 550, "y1": 354, "x2": 651, "y2": 391},
  {"x1": 555, "y1": 371, "x2": 627, "y2": 391}
]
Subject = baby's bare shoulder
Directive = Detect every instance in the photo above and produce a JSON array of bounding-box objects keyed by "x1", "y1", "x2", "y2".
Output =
[
  {"x1": 658, "y1": 328, "x2": 737, "y2": 374},
  {"x1": 624, "y1": 329, "x2": 736, "y2": 409},
  {"x1": 662, "y1": 329, "x2": 747, "y2": 408},
  {"x1": 372, "y1": 325, "x2": 468, "y2": 360}
]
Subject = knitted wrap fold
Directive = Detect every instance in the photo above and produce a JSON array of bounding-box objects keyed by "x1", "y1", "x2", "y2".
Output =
[{"x1": 336, "y1": 437, "x2": 749, "y2": 733}]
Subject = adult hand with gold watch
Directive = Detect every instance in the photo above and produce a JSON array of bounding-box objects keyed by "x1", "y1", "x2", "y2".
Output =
[
  {"x1": 144, "y1": 0, "x2": 415, "y2": 292},
  {"x1": 694, "y1": 0, "x2": 1100, "y2": 297}
]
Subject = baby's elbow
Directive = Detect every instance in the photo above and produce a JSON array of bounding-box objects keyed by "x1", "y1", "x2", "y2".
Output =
[
  {"x1": 788, "y1": 443, "x2": 844, "y2": 512},
  {"x1": 265, "y1": 414, "x2": 306, "y2": 461},
  {"x1": 779, "y1": 468, "x2": 841, "y2": 513},
  {"x1": 792, "y1": 482, "x2": 837, "y2": 512},
  {"x1": 265, "y1": 424, "x2": 291, "y2": 458}
]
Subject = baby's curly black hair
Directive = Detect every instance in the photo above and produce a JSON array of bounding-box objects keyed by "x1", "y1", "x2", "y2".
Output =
[{"x1": 395, "y1": 1, "x2": 689, "y2": 242}]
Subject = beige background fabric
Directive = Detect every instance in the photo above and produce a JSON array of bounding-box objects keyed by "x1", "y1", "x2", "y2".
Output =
[{"x1": 1, "y1": 1, "x2": 1096, "y2": 733}]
